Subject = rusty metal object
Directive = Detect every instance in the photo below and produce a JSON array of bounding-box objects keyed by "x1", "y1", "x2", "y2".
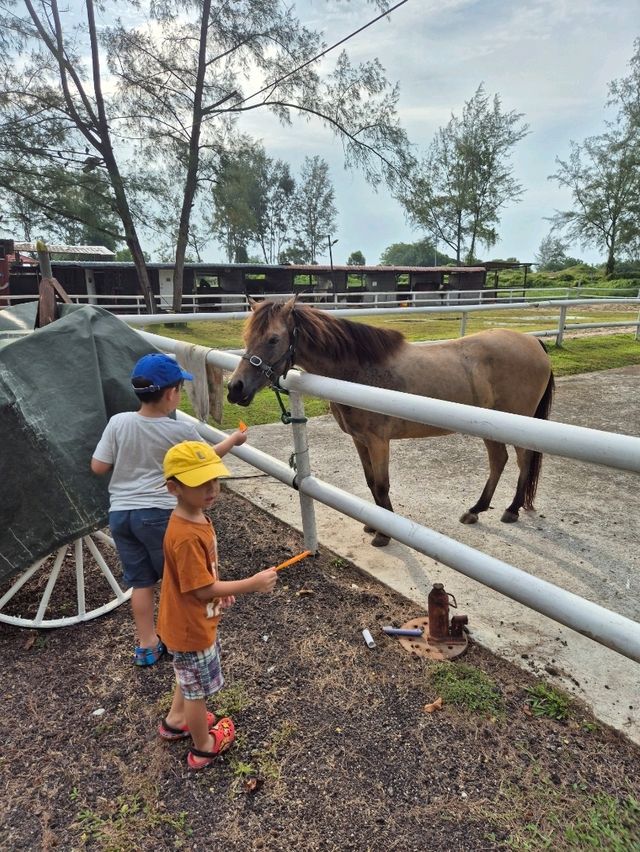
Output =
[
  {"x1": 427, "y1": 582, "x2": 457, "y2": 640},
  {"x1": 394, "y1": 583, "x2": 469, "y2": 660}
]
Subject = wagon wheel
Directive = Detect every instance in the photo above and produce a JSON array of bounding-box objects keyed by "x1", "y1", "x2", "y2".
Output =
[{"x1": 0, "y1": 530, "x2": 131, "y2": 629}]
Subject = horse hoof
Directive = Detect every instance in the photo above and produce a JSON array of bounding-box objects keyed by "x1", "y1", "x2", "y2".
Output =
[
  {"x1": 501, "y1": 510, "x2": 519, "y2": 523},
  {"x1": 371, "y1": 533, "x2": 390, "y2": 547},
  {"x1": 363, "y1": 525, "x2": 376, "y2": 534},
  {"x1": 460, "y1": 512, "x2": 478, "y2": 525}
]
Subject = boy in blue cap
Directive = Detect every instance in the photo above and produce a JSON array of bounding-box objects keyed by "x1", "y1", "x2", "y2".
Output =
[{"x1": 91, "y1": 352, "x2": 246, "y2": 666}]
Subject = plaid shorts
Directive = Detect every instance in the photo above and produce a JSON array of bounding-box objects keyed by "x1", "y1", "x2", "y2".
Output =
[{"x1": 170, "y1": 640, "x2": 224, "y2": 700}]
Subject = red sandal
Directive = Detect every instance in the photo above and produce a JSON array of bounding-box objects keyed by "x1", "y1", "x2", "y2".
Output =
[
  {"x1": 187, "y1": 718, "x2": 236, "y2": 770},
  {"x1": 158, "y1": 711, "x2": 217, "y2": 741}
]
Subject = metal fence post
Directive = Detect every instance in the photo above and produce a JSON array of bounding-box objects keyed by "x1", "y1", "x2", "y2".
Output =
[
  {"x1": 556, "y1": 304, "x2": 568, "y2": 347},
  {"x1": 289, "y1": 390, "x2": 318, "y2": 553},
  {"x1": 459, "y1": 311, "x2": 467, "y2": 337}
]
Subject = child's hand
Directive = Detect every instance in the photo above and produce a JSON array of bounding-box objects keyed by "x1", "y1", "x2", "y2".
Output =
[
  {"x1": 251, "y1": 568, "x2": 278, "y2": 593},
  {"x1": 219, "y1": 595, "x2": 236, "y2": 609},
  {"x1": 233, "y1": 428, "x2": 248, "y2": 447}
]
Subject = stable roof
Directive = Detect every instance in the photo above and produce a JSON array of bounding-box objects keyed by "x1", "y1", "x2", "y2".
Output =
[{"x1": 14, "y1": 242, "x2": 116, "y2": 257}]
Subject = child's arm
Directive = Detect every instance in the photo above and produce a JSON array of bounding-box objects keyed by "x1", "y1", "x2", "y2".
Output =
[
  {"x1": 213, "y1": 428, "x2": 248, "y2": 458},
  {"x1": 191, "y1": 568, "x2": 277, "y2": 601},
  {"x1": 91, "y1": 458, "x2": 112, "y2": 475}
]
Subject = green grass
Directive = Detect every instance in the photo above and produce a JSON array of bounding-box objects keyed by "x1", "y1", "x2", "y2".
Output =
[
  {"x1": 74, "y1": 792, "x2": 189, "y2": 849},
  {"x1": 547, "y1": 334, "x2": 640, "y2": 376},
  {"x1": 429, "y1": 662, "x2": 504, "y2": 716},
  {"x1": 489, "y1": 782, "x2": 640, "y2": 851},
  {"x1": 227, "y1": 719, "x2": 298, "y2": 793},
  {"x1": 211, "y1": 681, "x2": 252, "y2": 717},
  {"x1": 524, "y1": 683, "x2": 571, "y2": 721},
  {"x1": 563, "y1": 793, "x2": 640, "y2": 851}
]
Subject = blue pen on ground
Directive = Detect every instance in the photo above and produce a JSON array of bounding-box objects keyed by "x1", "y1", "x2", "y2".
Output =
[{"x1": 382, "y1": 626, "x2": 424, "y2": 638}]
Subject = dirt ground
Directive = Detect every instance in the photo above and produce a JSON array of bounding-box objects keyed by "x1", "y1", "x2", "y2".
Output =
[{"x1": 1, "y1": 489, "x2": 639, "y2": 851}]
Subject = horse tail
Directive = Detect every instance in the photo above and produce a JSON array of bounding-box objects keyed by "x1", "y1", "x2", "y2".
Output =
[{"x1": 524, "y1": 364, "x2": 555, "y2": 510}]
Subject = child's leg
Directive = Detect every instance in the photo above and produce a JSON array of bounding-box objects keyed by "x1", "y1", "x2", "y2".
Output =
[
  {"x1": 159, "y1": 676, "x2": 216, "y2": 740},
  {"x1": 111, "y1": 508, "x2": 170, "y2": 653},
  {"x1": 165, "y1": 679, "x2": 186, "y2": 729},
  {"x1": 183, "y1": 698, "x2": 214, "y2": 753},
  {"x1": 130, "y1": 585, "x2": 160, "y2": 649}
]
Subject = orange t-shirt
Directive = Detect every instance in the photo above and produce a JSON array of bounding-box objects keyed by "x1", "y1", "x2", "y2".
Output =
[{"x1": 157, "y1": 513, "x2": 222, "y2": 653}]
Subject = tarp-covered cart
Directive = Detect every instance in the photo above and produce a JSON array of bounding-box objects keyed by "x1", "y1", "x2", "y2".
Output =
[{"x1": 0, "y1": 302, "x2": 155, "y2": 627}]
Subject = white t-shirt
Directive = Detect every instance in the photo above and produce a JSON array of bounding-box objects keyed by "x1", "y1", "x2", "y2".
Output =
[{"x1": 93, "y1": 412, "x2": 203, "y2": 511}]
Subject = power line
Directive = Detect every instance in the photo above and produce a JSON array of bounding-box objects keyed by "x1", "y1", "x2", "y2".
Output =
[{"x1": 233, "y1": 0, "x2": 410, "y2": 108}]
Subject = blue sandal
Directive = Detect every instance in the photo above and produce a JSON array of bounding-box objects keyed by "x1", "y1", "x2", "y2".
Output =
[{"x1": 134, "y1": 640, "x2": 166, "y2": 667}]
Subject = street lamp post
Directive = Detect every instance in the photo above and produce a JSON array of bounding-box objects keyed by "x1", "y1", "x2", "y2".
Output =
[{"x1": 326, "y1": 235, "x2": 338, "y2": 302}]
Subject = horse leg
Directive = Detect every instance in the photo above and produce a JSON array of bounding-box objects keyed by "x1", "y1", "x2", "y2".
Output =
[
  {"x1": 352, "y1": 437, "x2": 393, "y2": 547},
  {"x1": 351, "y1": 439, "x2": 377, "y2": 533},
  {"x1": 501, "y1": 446, "x2": 541, "y2": 523},
  {"x1": 460, "y1": 439, "x2": 508, "y2": 525}
]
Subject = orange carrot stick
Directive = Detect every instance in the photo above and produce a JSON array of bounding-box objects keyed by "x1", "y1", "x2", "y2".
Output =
[
  {"x1": 238, "y1": 420, "x2": 248, "y2": 432},
  {"x1": 273, "y1": 550, "x2": 313, "y2": 572}
]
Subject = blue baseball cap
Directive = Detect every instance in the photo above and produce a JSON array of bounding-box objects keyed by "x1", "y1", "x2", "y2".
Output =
[{"x1": 131, "y1": 353, "x2": 193, "y2": 392}]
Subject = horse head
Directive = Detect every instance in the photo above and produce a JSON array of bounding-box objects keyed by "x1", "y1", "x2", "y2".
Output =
[{"x1": 227, "y1": 296, "x2": 298, "y2": 406}]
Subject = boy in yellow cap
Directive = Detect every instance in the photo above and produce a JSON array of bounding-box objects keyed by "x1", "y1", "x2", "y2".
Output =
[
  {"x1": 91, "y1": 352, "x2": 247, "y2": 666},
  {"x1": 157, "y1": 441, "x2": 278, "y2": 770}
]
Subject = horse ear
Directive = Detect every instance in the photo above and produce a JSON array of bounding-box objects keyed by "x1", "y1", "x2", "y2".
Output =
[
  {"x1": 248, "y1": 297, "x2": 259, "y2": 311},
  {"x1": 283, "y1": 295, "x2": 299, "y2": 312}
]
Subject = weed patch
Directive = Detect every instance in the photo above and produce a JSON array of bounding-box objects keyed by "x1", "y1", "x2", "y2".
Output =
[
  {"x1": 524, "y1": 683, "x2": 571, "y2": 721},
  {"x1": 429, "y1": 662, "x2": 504, "y2": 716}
]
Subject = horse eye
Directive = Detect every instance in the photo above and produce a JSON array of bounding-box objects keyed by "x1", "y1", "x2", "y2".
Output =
[{"x1": 268, "y1": 336, "x2": 279, "y2": 346}]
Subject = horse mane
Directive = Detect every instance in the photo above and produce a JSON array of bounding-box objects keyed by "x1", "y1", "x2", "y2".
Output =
[{"x1": 247, "y1": 300, "x2": 405, "y2": 364}]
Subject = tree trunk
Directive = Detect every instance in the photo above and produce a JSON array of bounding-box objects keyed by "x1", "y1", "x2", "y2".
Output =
[
  {"x1": 172, "y1": 0, "x2": 211, "y2": 313},
  {"x1": 85, "y1": 0, "x2": 157, "y2": 314},
  {"x1": 606, "y1": 245, "x2": 616, "y2": 276},
  {"x1": 102, "y1": 149, "x2": 157, "y2": 313}
]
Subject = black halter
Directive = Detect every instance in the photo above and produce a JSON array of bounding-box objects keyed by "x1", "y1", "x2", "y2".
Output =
[
  {"x1": 241, "y1": 321, "x2": 298, "y2": 382},
  {"x1": 241, "y1": 315, "x2": 305, "y2": 426}
]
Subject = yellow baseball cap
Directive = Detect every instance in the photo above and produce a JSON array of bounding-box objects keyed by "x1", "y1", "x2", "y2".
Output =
[{"x1": 163, "y1": 441, "x2": 230, "y2": 487}]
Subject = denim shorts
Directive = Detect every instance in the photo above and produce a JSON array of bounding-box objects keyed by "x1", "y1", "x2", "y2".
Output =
[
  {"x1": 171, "y1": 640, "x2": 224, "y2": 700},
  {"x1": 109, "y1": 508, "x2": 173, "y2": 588}
]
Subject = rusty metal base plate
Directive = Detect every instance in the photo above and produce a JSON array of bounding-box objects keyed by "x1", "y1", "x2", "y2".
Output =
[{"x1": 396, "y1": 617, "x2": 468, "y2": 661}]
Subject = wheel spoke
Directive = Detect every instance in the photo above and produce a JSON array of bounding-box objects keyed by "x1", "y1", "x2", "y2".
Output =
[
  {"x1": 84, "y1": 535, "x2": 128, "y2": 601},
  {"x1": 0, "y1": 558, "x2": 46, "y2": 609},
  {"x1": 75, "y1": 538, "x2": 86, "y2": 618},
  {"x1": 0, "y1": 531, "x2": 131, "y2": 629},
  {"x1": 34, "y1": 545, "x2": 67, "y2": 625}
]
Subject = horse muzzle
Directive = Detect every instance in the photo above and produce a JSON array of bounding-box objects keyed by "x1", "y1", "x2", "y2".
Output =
[{"x1": 227, "y1": 377, "x2": 257, "y2": 406}]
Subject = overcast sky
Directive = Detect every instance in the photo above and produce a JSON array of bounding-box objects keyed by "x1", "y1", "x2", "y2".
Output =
[{"x1": 234, "y1": 0, "x2": 638, "y2": 267}]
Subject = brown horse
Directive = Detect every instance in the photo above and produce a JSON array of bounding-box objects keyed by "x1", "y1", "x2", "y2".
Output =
[{"x1": 227, "y1": 298, "x2": 555, "y2": 546}]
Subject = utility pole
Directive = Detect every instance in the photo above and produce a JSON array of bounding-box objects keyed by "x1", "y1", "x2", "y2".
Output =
[{"x1": 326, "y1": 235, "x2": 338, "y2": 301}]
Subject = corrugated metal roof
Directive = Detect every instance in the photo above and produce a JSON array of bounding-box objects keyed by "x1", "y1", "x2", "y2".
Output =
[{"x1": 14, "y1": 243, "x2": 116, "y2": 256}]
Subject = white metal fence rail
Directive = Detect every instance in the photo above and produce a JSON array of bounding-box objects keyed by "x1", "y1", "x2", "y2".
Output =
[
  {"x1": 138, "y1": 327, "x2": 640, "y2": 664},
  {"x1": 123, "y1": 296, "x2": 640, "y2": 344}
]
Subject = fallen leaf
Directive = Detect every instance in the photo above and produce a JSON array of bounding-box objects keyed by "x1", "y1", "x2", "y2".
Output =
[
  {"x1": 243, "y1": 776, "x2": 263, "y2": 793},
  {"x1": 423, "y1": 696, "x2": 444, "y2": 713},
  {"x1": 23, "y1": 634, "x2": 37, "y2": 650}
]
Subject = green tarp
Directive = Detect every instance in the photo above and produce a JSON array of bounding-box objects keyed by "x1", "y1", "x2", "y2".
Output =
[{"x1": 0, "y1": 304, "x2": 157, "y2": 582}]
